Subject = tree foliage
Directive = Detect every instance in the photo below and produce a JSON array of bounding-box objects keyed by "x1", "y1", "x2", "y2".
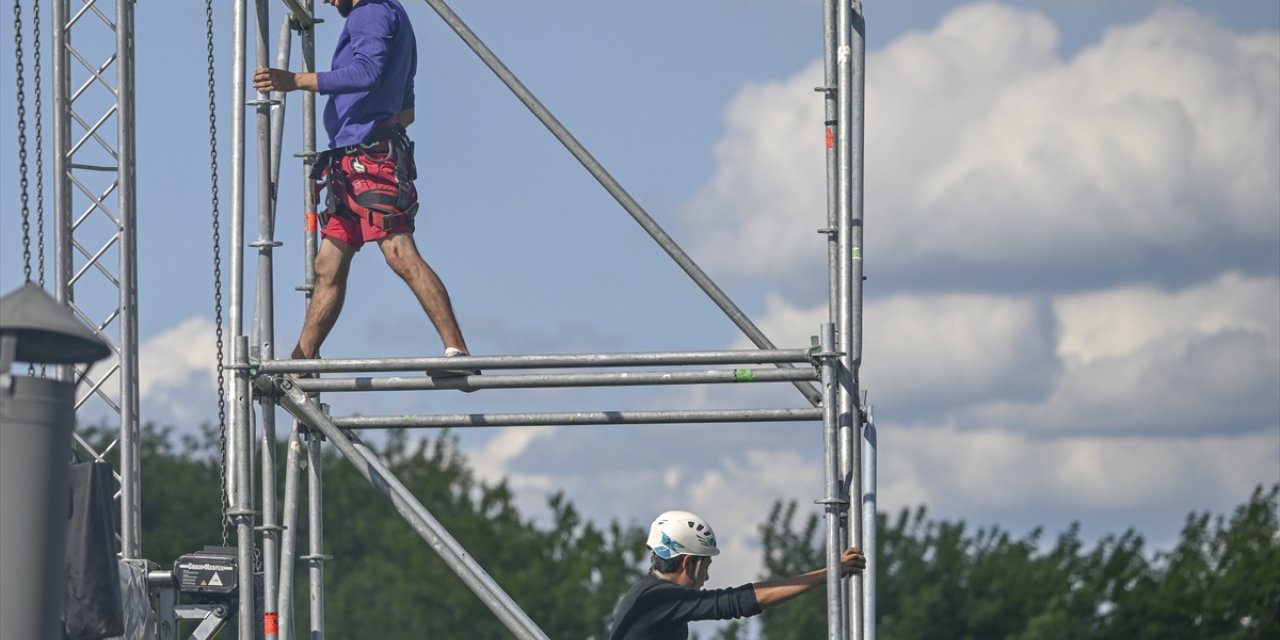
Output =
[
  {"x1": 89, "y1": 424, "x2": 1279, "y2": 639},
  {"x1": 748, "y1": 486, "x2": 1280, "y2": 640},
  {"x1": 87, "y1": 423, "x2": 646, "y2": 639}
]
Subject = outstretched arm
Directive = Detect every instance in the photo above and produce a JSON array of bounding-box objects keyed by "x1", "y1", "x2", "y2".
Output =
[{"x1": 753, "y1": 547, "x2": 866, "y2": 609}]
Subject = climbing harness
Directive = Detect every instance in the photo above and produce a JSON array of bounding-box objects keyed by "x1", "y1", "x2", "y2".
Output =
[
  {"x1": 310, "y1": 124, "x2": 419, "y2": 232},
  {"x1": 205, "y1": 0, "x2": 231, "y2": 547}
]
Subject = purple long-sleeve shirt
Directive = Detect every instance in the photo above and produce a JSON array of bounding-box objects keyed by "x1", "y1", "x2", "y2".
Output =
[{"x1": 316, "y1": 0, "x2": 416, "y2": 148}]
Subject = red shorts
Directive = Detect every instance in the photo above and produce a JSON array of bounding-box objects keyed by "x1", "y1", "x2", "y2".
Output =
[
  {"x1": 320, "y1": 139, "x2": 418, "y2": 251},
  {"x1": 321, "y1": 205, "x2": 414, "y2": 251}
]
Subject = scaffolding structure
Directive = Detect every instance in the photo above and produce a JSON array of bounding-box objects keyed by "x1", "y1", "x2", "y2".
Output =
[{"x1": 24, "y1": 0, "x2": 874, "y2": 637}]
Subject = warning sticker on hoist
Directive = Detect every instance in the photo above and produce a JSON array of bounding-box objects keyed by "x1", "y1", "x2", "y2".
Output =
[{"x1": 175, "y1": 548, "x2": 238, "y2": 595}]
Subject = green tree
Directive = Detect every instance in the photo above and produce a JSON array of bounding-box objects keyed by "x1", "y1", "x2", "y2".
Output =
[
  {"x1": 752, "y1": 485, "x2": 1279, "y2": 640},
  {"x1": 320, "y1": 429, "x2": 647, "y2": 639},
  {"x1": 1106, "y1": 485, "x2": 1280, "y2": 640},
  {"x1": 89, "y1": 423, "x2": 647, "y2": 639}
]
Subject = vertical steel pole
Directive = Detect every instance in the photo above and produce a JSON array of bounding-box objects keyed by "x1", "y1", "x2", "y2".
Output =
[
  {"x1": 51, "y1": 0, "x2": 70, "y2": 375},
  {"x1": 277, "y1": 422, "x2": 303, "y2": 640},
  {"x1": 259, "y1": 393, "x2": 281, "y2": 640},
  {"x1": 836, "y1": 0, "x2": 867, "y2": 637},
  {"x1": 301, "y1": 0, "x2": 318, "y2": 291},
  {"x1": 269, "y1": 17, "x2": 293, "y2": 191},
  {"x1": 254, "y1": 0, "x2": 282, "y2": 635},
  {"x1": 300, "y1": 5, "x2": 320, "y2": 635},
  {"x1": 821, "y1": 0, "x2": 846, "y2": 635},
  {"x1": 822, "y1": 0, "x2": 840, "y2": 330},
  {"x1": 861, "y1": 415, "x2": 877, "y2": 640},
  {"x1": 231, "y1": 0, "x2": 254, "y2": 635},
  {"x1": 117, "y1": 0, "x2": 141, "y2": 562},
  {"x1": 820, "y1": 323, "x2": 845, "y2": 640},
  {"x1": 233, "y1": 338, "x2": 256, "y2": 640},
  {"x1": 306, "y1": 430, "x2": 326, "y2": 639},
  {"x1": 229, "y1": 0, "x2": 248, "y2": 527}
]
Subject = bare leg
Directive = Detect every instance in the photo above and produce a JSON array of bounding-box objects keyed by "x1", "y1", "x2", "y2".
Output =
[
  {"x1": 378, "y1": 232, "x2": 469, "y2": 353},
  {"x1": 292, "y1": 237, "x2": 356, "y2": 359}
]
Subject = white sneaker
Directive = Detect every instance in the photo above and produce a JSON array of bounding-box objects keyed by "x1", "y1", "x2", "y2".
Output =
[{"x1": 429, "y1": 348, "x2": 480, "y2": 390}]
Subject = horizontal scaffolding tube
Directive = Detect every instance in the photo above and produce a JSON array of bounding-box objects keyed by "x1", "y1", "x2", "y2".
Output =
[
  {"x1": 291, "y1": 367, "x2": 819, "y2": 393},
  {"x1": 331, "y1": 408, "x2": 823, "y2": 429},
  {"x1": 256, "y1": 349, "x2": 815, "y2": 374}
]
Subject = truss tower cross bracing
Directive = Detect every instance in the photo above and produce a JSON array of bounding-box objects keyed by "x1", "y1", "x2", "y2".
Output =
[{"x1": 50, "y1": 0, "x2": 142, "y2": 561}]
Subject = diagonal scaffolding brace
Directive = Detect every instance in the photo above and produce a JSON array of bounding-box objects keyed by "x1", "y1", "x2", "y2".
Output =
[{"x1": 273, "y1": 378, "x2": 550, "y2": 640}]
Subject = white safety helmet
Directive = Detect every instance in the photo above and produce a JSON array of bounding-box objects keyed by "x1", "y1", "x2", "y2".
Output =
[{"x1": 646, "y1": 510, "x2": 720, "y2": 559}]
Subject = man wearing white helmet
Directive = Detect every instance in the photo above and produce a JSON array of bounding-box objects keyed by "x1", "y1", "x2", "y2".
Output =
[{"x1": 608, "y1": 510, "x2": 866, "y2": 639}]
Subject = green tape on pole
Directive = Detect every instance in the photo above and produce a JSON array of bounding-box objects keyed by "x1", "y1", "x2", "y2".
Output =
[{"x1": 733, "y1": 369, "x2": 756, "y2": 382}]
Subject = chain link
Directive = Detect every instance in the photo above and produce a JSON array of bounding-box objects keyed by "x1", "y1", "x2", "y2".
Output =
[
  {"x1": 34, "y1": 0, "x2": 45, "y2": 378},
  {"x1": 206, "y1": 0, "x2": 230, "y2": 548},
  {"x1": 14, "y1": 0, "x2": 31, "y2": 284},
  {"x1": 34, "y1": 0, "x2": 44, "y2": 289}
]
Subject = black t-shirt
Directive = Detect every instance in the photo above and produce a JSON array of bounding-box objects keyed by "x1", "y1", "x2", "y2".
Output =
[{"x1": 608, "y1": 574, "x2": 763, "y2": 639}]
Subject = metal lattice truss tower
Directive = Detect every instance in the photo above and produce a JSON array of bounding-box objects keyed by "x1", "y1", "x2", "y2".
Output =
[{"x1": 51, "y1": 0, "x2": 141, "y2": 560}]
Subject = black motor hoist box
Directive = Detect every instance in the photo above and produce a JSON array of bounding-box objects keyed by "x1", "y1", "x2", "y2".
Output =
[{"x1": 174, "y1": 546, "x2": 238, "y2": 598}]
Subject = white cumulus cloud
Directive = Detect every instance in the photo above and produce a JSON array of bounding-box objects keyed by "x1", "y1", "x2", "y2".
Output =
[
  {"x1": 684, "y1": 3, "x2": 1280, "y2": 291},
  {"x1": 79, "y1": 316, "x2": 220, "y2": 428}
]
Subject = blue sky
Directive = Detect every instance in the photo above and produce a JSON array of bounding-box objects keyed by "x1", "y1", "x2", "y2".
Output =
[{"x1": 3, "y1": 0, "x2": 1278, "y2": 632}]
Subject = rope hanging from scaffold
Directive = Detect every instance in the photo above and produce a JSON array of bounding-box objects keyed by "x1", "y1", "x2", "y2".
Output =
[{"x1": 205, "y1": 0, "x2": 231, "y2": 547}]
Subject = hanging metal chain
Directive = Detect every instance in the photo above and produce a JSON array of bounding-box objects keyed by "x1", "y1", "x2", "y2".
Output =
[
  {"x1": 14, "y1": 0, "x2": 32, "y2": 284},
  {"x1": 206, "y1": 0, "x2": 230, "y2": 548},
  {"x1": 34, "y1": 0, "x2": 46, "y2": 378},
  {"x1": 34, "y1": 0, "x2": 44, "y2": 289}
]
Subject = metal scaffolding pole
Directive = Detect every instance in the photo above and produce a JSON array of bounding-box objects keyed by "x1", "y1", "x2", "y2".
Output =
[
  {"x1": 836, "y1": 1, "x2": 869, "y2": 638},
  {"x1": 862, "y1": 414, "x2": 878, "y2": 640},
  {"x1": 269, "y1": 15, "x2": 293, "y2": 193},
  {"x1": 252, "y1": 0, "x2": 285, "y2": 634},
  {"x1": 271, "y1": 3, "x2": 318, "y2": 636},
  {"x1": 299, "y1": 2, "x2": 322, "y2": 635},
  {"x1": 290, "y1": 367, "x2": 818, "y2": 393},
  {"x1": 819, "y1": 323, "x2": 846, "y2": 640},
  {"x1": 52, "y1": 0, "x2": 70, "y2": 353},
  {"x1": 820, "y1": 0, "x2": 850, "y2": 634},
  {"x1": 304, "y1": 428, "x2": 327, "y2": 639},
  {"x1": 277, "y1": 422, "x2": 303, "y2": 640},
  {"x1": 276, "y1": 382, "x2": 551, "y2": 640},
  {"x1": 300, "y1": 0, "x2": 318, "y2": 294},
  {"x1": 117, "y1": 0, "x2": 141, "y2": 560},
  {"x1": 330, "y1": 407, "x2": 822, "y2": 429},
  {"x1": 258, "y1": 348, "x2": 815, "y2": 374},
  {"x1": 229, "y1": 0, "x2": 250, "y2": 552},
  {"x1": 231, "y1": 338, "x2": 257, "y2": 640}
]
